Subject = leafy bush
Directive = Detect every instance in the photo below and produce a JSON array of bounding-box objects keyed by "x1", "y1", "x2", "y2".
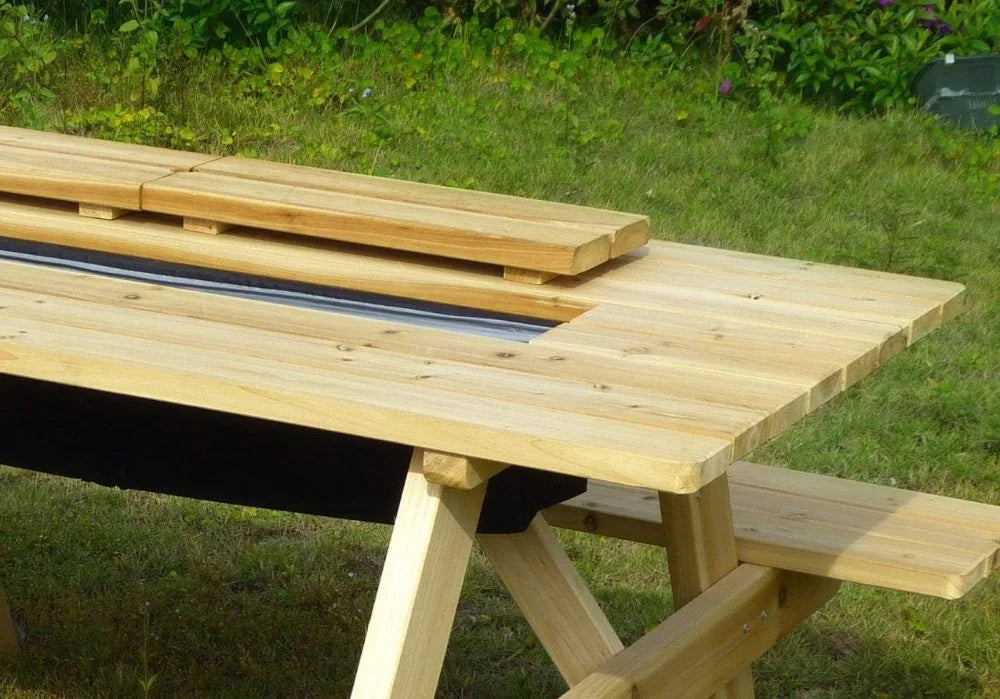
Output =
[
  {"x1": 0, "y1": 4, "x2": 64, "y2": 122},
  {"x1": 737, "y1": 0, "x2": 1000, "y2": 113}
]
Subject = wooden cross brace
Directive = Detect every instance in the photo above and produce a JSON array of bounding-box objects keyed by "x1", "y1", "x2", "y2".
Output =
[{"x1": 351, "y1": 451, "x2": 839, "y2": 698}]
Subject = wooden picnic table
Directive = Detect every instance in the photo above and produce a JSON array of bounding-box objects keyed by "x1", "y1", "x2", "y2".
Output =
[{"x1": 0, "y1": 127, "x2": 981, "y2": 697}]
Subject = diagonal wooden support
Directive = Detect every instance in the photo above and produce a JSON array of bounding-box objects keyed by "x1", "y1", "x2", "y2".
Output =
[
  {"x1": 0, "y1": 585, "x2": 18, "y2": 655},
  {"x1": 660, "y1": 473, "x2": 755, "y2": 698},
  {"x1": 563, "y1": 564, "x2": 840, "y2": 698},
  {"x1": 351, "y1": 449, "x2": 487, "y2": 699},
  {"x1": 478, "y1": 516, "x2": 624, "y2": 687}
]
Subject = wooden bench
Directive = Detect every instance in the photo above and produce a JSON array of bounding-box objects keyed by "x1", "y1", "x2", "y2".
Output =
[{"x1": 546, "y1": 460, "x2": 1000, "y2": 600}]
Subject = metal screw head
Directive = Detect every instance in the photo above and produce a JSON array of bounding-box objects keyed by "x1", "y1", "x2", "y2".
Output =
[
  {"x1": 760, "y1": 609, "x2": 769, "y2": 620},
  {"x1": 742, "y1": 622, "x2": 751, "y2": 633}
]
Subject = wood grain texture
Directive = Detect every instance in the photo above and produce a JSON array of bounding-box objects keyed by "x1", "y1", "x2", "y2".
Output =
[
  {"x1": 351, "y1": 449, "x2": 486, "y2": 699},
  {"x1": 78, "y1": 203, "x2": 131, "y2": 220},
  {"x1": 422, "y1": 451, "x2": 507, "y2": 489},
  {"x1": 563, "y1": 565, "x2": 839, "y2": 699},
  {"x1": 659, "y1": 475, "x2": 755, "y2": 698},
  {"x1": 478, "y1": 517, "x2": 624, "y2": 687},
  {"x1": 0, "y1": 147, "x2": 170, "y2": 209},
  {"x1": 0, "y1": 181, "x2": 965, "y2": 494},
  {"x1": 0, "y1": 126, "x2": 216, "y2": 171},
  {"x1": 142, "y1": 171, "x2": 615, "y2": 275},
  {"x1": 545, "y1": 461, "x2": 1000, "y2": 599}
]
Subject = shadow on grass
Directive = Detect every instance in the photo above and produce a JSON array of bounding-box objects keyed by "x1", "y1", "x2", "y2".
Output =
[{"x1": 0, "y1": 473, "x2": 987, "y2": 698}]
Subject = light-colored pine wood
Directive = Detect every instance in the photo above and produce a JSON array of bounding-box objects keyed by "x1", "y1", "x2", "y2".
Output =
[
  {"x1": 351, "y1": 449, "x2": 486, "y2": 699},
  {"x1": 0, "y1": 586, "x2": 17, "y2": 655},
  {"x1": 478, "y1": 516, "x2": 624, "y2": 686},
  {"x1": 545, "y1": 461, "x2": 1000, "y2": 599},
  {"x1": 0, "y1": 146, "x2": 170, "y2": 210},
  {"x1": 0, "y1": 291, "x2": 736, "y2": 495},
  {"x1": 79, "y1": 203, "x2": 130, "y2": 220},
  {"x1": 0, "y1": 126, "x2": 216, "y2": 171},
  {"x1": 196, "y1": 156, "x2": 649, "y2": 238},
  {"x1": 504, "y1": 267, "x2": 558, "y2": 285},
  {"x1": 422, "y1": 451, "x2": 507, "y2": 489},
  {"x1": 659, "y1": 474, "x2": 755, "y2": 698},
  {"x1": 182, "y1": 217, "x2": 232, "y2": 235},
  {"x1": 142, "y1": 171, "x2": 617, "y2": 275},
  {"x1": 563, "y1": 565, "x2": 839, "y2": 698}
]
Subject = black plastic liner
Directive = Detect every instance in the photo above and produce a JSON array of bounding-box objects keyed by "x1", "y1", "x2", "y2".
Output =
[{"x1": 0, "y1": 374, "x2": 585, "y2": 533}]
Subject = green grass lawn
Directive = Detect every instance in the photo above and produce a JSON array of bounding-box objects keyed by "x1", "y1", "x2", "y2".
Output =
[{"x1": 2, "y1": 38, "x2": 1000, "y2": 697}]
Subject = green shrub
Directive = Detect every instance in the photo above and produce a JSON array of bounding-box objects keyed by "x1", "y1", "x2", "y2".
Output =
[{"x1": 737, "y1": 0, "x2": 1000, "y2": 113}]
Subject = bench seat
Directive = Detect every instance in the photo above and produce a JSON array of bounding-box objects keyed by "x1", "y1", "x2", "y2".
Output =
[{"x1": 545, "y1": 461, "x2": 1000, "y2": 600}]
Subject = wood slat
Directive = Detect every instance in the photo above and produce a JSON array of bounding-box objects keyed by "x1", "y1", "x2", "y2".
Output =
[
  {"x1": 142, "y1": 171, "x2": 619, "y2": 275},
  {"x1": 545, "y1": 462, "x2": 1000, "y2": 599},
  {"x1": 0, "y1": 126, "x2": 216, "y2": 171},
  {"x1": 0, "y1": 146, "x2": 170, "y2": 210},
  {"x1": 197, "y1": 156, "x2": 650, "y2": 256}
]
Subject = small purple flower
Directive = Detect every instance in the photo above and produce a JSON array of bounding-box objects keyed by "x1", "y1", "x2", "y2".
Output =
[
  {"x1": 924, "y1": 4, "x2": 936, "y2": 13},
  {"x1": 879, "y1": 0, "x2": 894, "y2": 6},
  {"x1": 361, "y1": 87, "x2": 373, "y2": 98},
  {"x1": 719, "y1": 78, "x2": 733, "y2": 95},
  {"x1": 938, "y1": 21, "x2": 952, "y2": 35}
]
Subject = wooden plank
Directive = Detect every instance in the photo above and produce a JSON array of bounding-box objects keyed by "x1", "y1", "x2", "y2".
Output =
[
  {"x1": 142, "y1": 171, "x2": 615, "y2": 275},
  {"x1": 570, "y1": 303, "x2": 908, "y2": 390},
  {"x1": 0, "y1": 586, "x2": 17, "y2": 655},
  {"x1": 728, "y1": 461, "x2": 1000, "y2": 539},
  {"x1": 0, "y1": 126, "x2": 216, "y2": 171},
  {"x1": 535, "y1": 322, "x2": 845, "y2": 411},
  {"x1": 563, "y1": 565, "x2": 839, "y2": 699},
  {"x1": 660, "y1": 474, "x2": 754, "y2": 698},
  {"x1": 0, "y1": 146, "x2": 172, "y2": 210},
  {"x1": 630, "y1": 241, "x2": 967, "y2": 303},
  {"x1": 422, "y1": 451, "x2": 507, "y2": 490},
  {"x1": 545, "y1": 467, "x2": 1000, "y2": 599},
  {"x1": 0, "y1": 301, "x2": 734, "y2": 494},
  {"x1": 196, "y1": 156, "x2": 650, "y2": 249},
  {"x1": 79, "y1": 203, "x2": 130, "y2": 220},
  {"x1": 351, "y1": 449, "x2": 486, "y2": 698},
  {"x1": 478, "y1": 517, "x2": 624, "y2": 686},
  {"x1": 578, "y1": 252, "x2": 948, "y2": 344}
]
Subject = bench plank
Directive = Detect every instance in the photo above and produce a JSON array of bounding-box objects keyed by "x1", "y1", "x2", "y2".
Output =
[{"x1": 545, "y1": 462, "x2": 1000, "y2": 599}]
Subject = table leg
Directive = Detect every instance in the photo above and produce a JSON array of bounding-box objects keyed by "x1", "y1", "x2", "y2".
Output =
[
  {"x1": 659, "y1": 473, "x2": 755, "y2": 699},
  {"x1": 0, "y1": 585, "x2": 18, "y2": 655},
  {"x1": 351, "y1": 449, "x2": 487, "y2": 699},
  {"x1": 479, "y1": 515, "x2": 624, "y2": 687}
]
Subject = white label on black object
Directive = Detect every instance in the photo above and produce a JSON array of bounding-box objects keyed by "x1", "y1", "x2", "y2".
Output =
[{"x1": 945, "y1": 53, "x2": 956, "y2": 64}]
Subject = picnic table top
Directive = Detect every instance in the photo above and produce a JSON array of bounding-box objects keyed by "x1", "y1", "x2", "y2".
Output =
[{"x1": 0, "y1": 188, "x2": 964, "y2": 495}]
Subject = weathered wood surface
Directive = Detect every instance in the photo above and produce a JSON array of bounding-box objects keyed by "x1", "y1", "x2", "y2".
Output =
[
  {"x1": 0, "y1": 191, "x2": 965, "y2": 494},
  {"x1": 545, "y1": 461, "x2": 1000, "y2": 599}
]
